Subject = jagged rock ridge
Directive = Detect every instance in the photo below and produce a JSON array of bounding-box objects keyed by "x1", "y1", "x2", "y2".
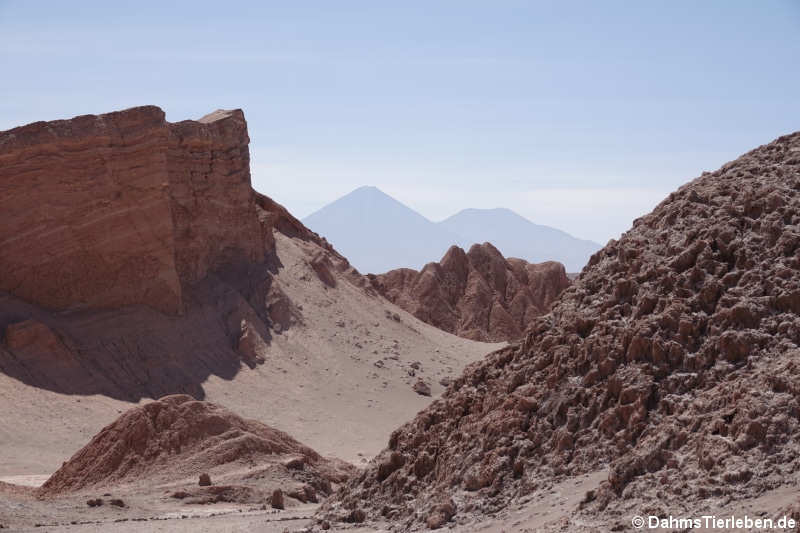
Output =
[
  {"x1": 321, "y1": 131, "x2": 800, "y2": 529},
  {"x1": 369, "y1": 243, "x2": 570, "y2": 341}
]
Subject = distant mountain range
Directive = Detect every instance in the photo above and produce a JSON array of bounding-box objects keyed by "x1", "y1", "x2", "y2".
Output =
[
  {"x1": 439, "y1": 207, "x2": 601, "y2": 273},
  {"x1": 302, "y1": 186, "x2": 601, "y2": 273}
]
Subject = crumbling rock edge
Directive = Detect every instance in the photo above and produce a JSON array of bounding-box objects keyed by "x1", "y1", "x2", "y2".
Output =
[{"x1": 320, "y1": 131, "x2": 800, "y2": 530}]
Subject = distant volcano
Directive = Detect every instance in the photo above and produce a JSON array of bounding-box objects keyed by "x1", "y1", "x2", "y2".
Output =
[{"x1": 303, "y1": 186, "x2": 600, "y2": 273}]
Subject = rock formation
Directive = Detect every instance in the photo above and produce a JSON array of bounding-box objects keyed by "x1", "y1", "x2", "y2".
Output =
[
  {"x1": 0, "y1": 106, "x2": 359, "y2": 400},
  {"x1": 0, "y1": 106, "x2": 267, "y2": 314},
  {"x1": 368, "y1": 243, "x2": 570, "y2": 341},
  {"x1": 39, "y1": 394, "x2": 354, "y2": 496},
  {"x1": 321, "y1": 132, "x2": 800, "y2": 529}
]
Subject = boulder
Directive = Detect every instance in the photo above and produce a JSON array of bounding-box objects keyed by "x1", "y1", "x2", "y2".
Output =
[
  {"x1": 412, "y1": 379, "x2": 431, "y2": 397},
  {"x1": 270, "y1": 489, "x2": 284, "y2": 510}
]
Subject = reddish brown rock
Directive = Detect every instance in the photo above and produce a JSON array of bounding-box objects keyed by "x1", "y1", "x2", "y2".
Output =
[
  {"x1": 0, "y1": 106, "x2": 360, "y2": 401},
  {"x1": 236, "y1": 319, "x2": 268, "y2": 366},
  {"x1": 369, "y1": 243, "x2": 570, "y2": 341},
  {"x1": 4, "y1": 320, "x2": 74, "y2": 365},
  {"x1": 426, "y1": 498, "x2": 456, "y2": 529},
  {"x1": 38, "y1": 394, "x2": 354, "y2": 495},
  {"x1": 0, "y1": 106, "x2": 264, "y2": 315},
  {"x1": 412, "y1": 379, "x2": 432, "y2": 397},
  {"x1": 1, "y1": 319, "x2": 93, "y2": 392},
  {"x1": 322, "y1": 132, "x2": 800, "y2": 528},
  {"x1": 270, "y1": 488, "x2": 285, "y2": 509}
]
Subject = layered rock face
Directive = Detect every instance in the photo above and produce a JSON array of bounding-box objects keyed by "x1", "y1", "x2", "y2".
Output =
[
  {"x1": 0, "y1": 106, "x2": 355, "y2": 400},
  {"x1": 369, "y1": 243, "x2": 570, "y2": 341},
  {"x1": 0, "y1": 106, "x2": 264, "y2": 315},
  {"x1": 322, "y1": 132, "x2": 800, "y2": 529},
  {"x1": 167, "y1": 110, "x2": 266, "y2": 285}
]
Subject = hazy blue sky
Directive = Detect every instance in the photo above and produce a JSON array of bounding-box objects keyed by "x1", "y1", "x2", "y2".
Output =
[{"x1": 2, "y1": 1, "x2": 798, "y2": 243}]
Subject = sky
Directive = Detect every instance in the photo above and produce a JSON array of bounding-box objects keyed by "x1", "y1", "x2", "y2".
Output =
[{"x1": 2, "y1": 1, "x2": 798, "y2": 243}]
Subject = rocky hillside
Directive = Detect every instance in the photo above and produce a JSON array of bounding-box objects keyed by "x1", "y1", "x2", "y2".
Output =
[
  {"x1": 369, "y1": 243, "x2": 570, "y2": 342},
  {"x1": 39, "y1": 394, "x2": 354, "y2": 498},
  {"x1": 320, "y1": 131, "x2": 800, "y2": 530}
]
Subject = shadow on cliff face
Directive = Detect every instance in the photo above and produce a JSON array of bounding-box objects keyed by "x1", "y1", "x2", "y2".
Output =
[
  {"x1": 0, "y1": 106, "x2": 359, "y2": 402},
  {"x1": 0, "y1": 259, "x2": 289, "y2": 402},
  {"x1": 0, "y1": 189, "x2": 359, "y2": 402}
]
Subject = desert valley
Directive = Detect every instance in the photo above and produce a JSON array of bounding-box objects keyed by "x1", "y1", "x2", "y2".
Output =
[
  {"x1": 1, "y1": 5, "x2": 799, "y2": 533},
  {"x1": 0, "y1": 102, "x2": 798, "y2": 533}
]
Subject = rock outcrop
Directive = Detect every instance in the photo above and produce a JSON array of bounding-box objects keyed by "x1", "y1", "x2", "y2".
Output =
[
  {"x1": 0, "y1": 106, "x2": 359, "y2": 400},
  {"x1": 368, "y1": 243, "x2": 570, "y2": 341},
  {"x1": 0, "y1": 106, "x2": 264, "y2": 315},
  {"x1": 321, "y1": 132, "x2": 800, "y2": 530},
  {"x1": 39, "y1": 394, "x2": 354, "y2": 495}
]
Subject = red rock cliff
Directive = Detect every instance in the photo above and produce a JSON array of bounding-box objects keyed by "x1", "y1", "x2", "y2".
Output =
[{"x1": 0, "y1": 106, "x2": 265, "y2": 314}]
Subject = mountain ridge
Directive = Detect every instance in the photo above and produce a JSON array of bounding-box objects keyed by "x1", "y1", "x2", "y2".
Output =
[
  {"x1": 440, "y1": 206, "x2": 601, "y2": 272},
  {"x1": 302, "y1": 187, "x2": 601, "y2": 273},
  {"x1": 302, "y1": 186, "x2": 463, "y2": 274}
]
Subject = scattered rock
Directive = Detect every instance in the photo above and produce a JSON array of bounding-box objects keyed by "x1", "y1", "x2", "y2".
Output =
[
  {"x1": 283, "y1": 457, "x2": 305, "y2": 470},
  {"x1": 270, "y1": 489, "x2": 284, "y2": 510},
  {"x1": 310, "y1": 254, "x2": 337, "y2": 287},
  {"x1": 377, "y1": 452, "x2": 406, "y2": 482},
  {"x1": 344, "y1": 509, "x2": 366, "y2": 523},
  {"x1": 426, "y1": 498, "x2": 457, "y2": 529},
  {"x1": 384, "y1": 310, "x2": 401, "y2": 322},
  {"x1": 86, "y1": 499, "x2": 103, "y2": 507},
  {"x1": 199, "y1": 473, "x2": 212, "y2": 487},
  {"x1": 412, "y1": 379, "x2": 431, "y2": 397},
  {"x1": 236, "y1": 320, "x2": 267, "y2": 365},
  {"x1": 288, "y1": 484, "x2": 318, "y2": 503}
]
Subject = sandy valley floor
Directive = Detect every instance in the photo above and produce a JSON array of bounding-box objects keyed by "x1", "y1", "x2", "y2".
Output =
[{"x1": 0, "y1": 232, "x2": 502, "y2": 531}]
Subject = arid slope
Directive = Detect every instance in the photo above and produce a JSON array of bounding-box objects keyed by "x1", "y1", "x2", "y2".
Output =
[{"x1": 321, "y1": 132, "x2": 800, "y2": 530}]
